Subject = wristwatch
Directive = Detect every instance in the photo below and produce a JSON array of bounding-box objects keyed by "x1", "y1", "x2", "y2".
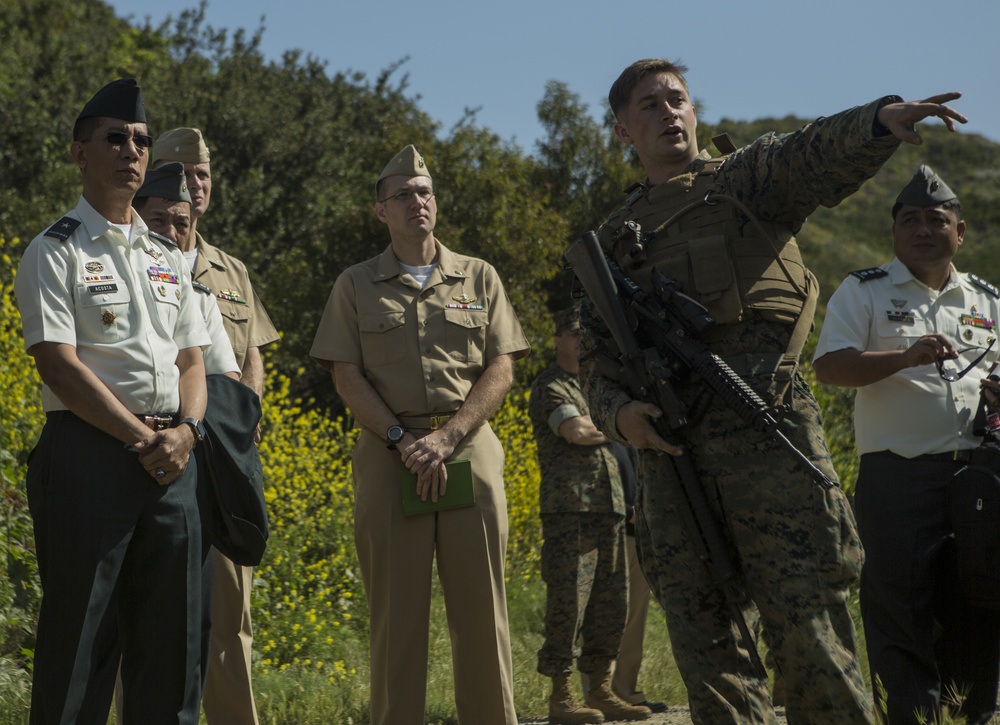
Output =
[
  {"x1": 179, "y1": 417, "x2": 206, "y2": 445},
  {"x1": 386, "y1": 424, "x2": 406, "y2": 450}
]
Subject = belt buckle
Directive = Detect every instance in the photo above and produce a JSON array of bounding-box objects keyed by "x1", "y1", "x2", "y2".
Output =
[
  {"x1": 429, "y1": 414, "x2": 449, "y2": 430},
  {"x1": 142, "y1": 415, "x2": 172, "y2": 432}
]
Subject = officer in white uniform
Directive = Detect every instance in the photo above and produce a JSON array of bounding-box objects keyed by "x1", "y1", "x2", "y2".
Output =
[
  {"x1": 14, "y1": 79, "x2": 211, "y2": 724},
  {"x1": 814, "y1": 165, "x2": 1000, "y2": 725}
]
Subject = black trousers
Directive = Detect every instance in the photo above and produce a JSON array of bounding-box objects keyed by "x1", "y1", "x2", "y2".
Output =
[
  {"x1": 27, "y1": 413, "x2": 203, "y2": 724},
  {"x1": 856, "y1": 452, "x2": 1000, "y2": 725}
]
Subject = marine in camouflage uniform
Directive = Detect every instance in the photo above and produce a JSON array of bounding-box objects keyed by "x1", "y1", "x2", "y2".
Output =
[
  {"x1": 578, "y1": 59, "x2": 968, "y2": 725},
  {"x1": 529, "y1": 308, "x2": 650, "y2": 723}
]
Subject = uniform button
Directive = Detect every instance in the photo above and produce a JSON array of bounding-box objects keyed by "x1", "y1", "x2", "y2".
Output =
[
  {"x1": 425, "y1": 347, "x2": 432, "y2": 354},
  {"x1": 102, "y1": 295, "x2": 109, "y2": 302}
]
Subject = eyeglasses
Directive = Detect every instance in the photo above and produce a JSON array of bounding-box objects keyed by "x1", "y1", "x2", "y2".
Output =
[
  {"x1": 379, "y1": 188, "x2": 434, "y2": 205},
  {"x1": 101, "y1": 131, "x2": 154, "y2": 150},
  {"x1": 936, "y1": 338, "x2": 996, "y2": 381}
]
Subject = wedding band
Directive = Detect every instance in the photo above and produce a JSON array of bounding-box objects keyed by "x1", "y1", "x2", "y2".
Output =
[{"x1": 155, "y1": 468, "x2": 166, "y2": 478}]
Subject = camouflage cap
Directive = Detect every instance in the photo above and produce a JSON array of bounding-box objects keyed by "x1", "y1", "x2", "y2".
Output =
[
  {"x1": 135, "y1": 161, "x2": 191, "y2": 204},
  {"x1": 377, "y1": 144, "x2": 431, "y2": 186},
  {"x1": 77, "y1": 78, "x2": 146, "y2": 124},
  {"x1": 892, "y1": 164, "x2": 958, "y2": 218},
  {"x1": 553, "y1": 306, "x2": 581, "y2": 335},
  {"x1": 152, "y1": 127, "x2": 211, "y2": 166}
]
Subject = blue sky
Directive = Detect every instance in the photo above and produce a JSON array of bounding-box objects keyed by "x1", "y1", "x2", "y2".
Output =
[{"x1": 106, "y1": 0, "x2": 1000, "y2": 152}]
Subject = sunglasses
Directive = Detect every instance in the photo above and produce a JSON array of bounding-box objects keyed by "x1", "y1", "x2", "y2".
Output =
[
  {"x1": 936, "y1": 338, "x2": 996, "y2": 381},
  {"x1": 102, "y1": 130, "x2": 154, "y2": 150}
]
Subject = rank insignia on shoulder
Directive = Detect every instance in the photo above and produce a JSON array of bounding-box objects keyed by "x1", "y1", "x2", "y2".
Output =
[
  {"x1": 850, "y1": 267, "x2": 888, "y2": 282},
  {"x1": 191, "y1": 280, "x2": 212, "y2": 295},
  {"x1": 969, "y1": 274, "x2": 1000, "y2": 299},
  {"x1": 44, "y1": 217, "x2": 81, "y2": 242}
]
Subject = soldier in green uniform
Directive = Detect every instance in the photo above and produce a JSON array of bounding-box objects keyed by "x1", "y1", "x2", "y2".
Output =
[
  {"x1": 529, "y1": 307, "x2": 651, "y2": 724},
  {"x1": 578, "y1": 58, "x2": 968, "y2": 725}
]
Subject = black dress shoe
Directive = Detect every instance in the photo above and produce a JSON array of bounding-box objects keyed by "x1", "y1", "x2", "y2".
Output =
[{"x1": 638, "y1": 700, "x2": 667, "y2": 713}]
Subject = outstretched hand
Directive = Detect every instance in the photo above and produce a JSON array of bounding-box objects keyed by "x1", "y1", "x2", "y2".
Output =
[{"x1": 878, "y1": 92, "x2": 967, "y2": 145}]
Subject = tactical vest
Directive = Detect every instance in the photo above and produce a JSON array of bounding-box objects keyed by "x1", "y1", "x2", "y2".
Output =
[{"x1": 597, "y1": 155, "x2": 819, "y2": 389}]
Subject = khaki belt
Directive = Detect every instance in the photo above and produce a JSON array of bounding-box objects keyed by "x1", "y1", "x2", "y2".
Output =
[{"x1": 397, "y1": 414, "x2": 455, "y2": 430}]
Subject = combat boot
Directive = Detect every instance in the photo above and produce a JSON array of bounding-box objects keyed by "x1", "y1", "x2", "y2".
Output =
[
  {"x1": 549, "y1": 673, "x2": 605, "y2": 724},
  {"x1": 585, "y1": 671, "x2": 653, "y2": 721}
]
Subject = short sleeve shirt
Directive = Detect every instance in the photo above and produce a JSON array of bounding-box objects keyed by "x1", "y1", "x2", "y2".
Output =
[
  {"x1": 193, "y1": 234, "x2": 279, "y2": 370},
  {"x1": 310, "y1": 242, "x2": 530, "y2": 417},
  {"x1": 528, "y1": 363, "x2": 624, "y2": 515},
  {"x1": 15, "y1": 196, "x2": 211, "y2": 413},
  {"x1": 814, "y1": 258, "x2": 1000, "y2": 457}
]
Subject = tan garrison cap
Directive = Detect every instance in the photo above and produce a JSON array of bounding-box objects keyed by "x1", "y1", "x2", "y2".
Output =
[
  {"x1": 553, "y1": 307, "x2": 581, "y2": 335},
  {"x1": 892, "y1": 164, "x2": 958, "y2": 218},
  {"x1": 152, "y1": 127, "x2": 211, "y2": 166},
  {"x1": 377, "y1": 144, "x2": 431, "y2": 186}
]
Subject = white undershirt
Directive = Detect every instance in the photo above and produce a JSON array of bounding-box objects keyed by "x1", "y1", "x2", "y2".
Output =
[{"x1": 400, "y1": 262, "x2": 437, "y2": 288}]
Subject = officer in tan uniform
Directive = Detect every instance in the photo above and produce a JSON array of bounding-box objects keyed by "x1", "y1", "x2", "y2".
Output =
[
  {"x1": 310, "y1": 144, "x2": 529, "y2": 725},
  {"x1": 152, "y1": 127, "x2": 279, "y2": 724},
  {"x1": 579, "y1": 58, "x2": 969, "y2": 725}
]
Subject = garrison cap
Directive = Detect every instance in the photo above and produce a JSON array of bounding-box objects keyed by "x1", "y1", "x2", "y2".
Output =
[
  {"x1": 135, "y1": 162, "x2": 191, "y2": 204},
  {"x1": 377, "y1": 144, "x2": 431, "y2": 187},
  {"x1": 152, "y1": 127, "x2": 211, "y2": 166},
  {"x1": 553, "y1": 306, "x2": 581, "y2": 335},
  {"x1": 77, "y1": 78, "x2": 146, "y2": 124},
  {"x1": 892, "y1": 164, "x2": 958, "y2": 219}
]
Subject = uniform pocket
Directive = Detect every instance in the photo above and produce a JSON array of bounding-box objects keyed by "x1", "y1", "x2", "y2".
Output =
[
  {"x1": 443, "y1": 307, "x2": 487, "y2": 364},
  {"x1": 359, "y1": 310, "x2": 407, "y2": 367},
  {"x1": 76, "y1": 282, "x2": 133, "y2": 341}
]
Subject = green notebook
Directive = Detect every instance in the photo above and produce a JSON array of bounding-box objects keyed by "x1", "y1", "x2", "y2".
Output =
[{"x1": 399, "y1": 459, "x2": 475, "y2": 516}]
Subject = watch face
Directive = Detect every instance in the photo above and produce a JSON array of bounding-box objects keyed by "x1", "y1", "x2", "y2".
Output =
[{"x1": 388, "y1": 425, "x2": 405, "y2": 443}]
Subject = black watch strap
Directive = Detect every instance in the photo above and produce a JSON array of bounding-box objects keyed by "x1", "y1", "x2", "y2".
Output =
[
  {"x1": 179, "y1": 417, "x2": 205, "y2": 444},
  {"x1": 386, "y1": 424, "x2": 406, "y2": 450},
  {"x1": 872, "y1": 94, "x2": 904, "y2": 137}
]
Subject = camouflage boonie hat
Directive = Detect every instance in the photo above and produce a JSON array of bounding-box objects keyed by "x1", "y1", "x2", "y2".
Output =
[
  {"x1": 135, "y1": 161, "x2": 191, "y2": 204},
  {"x1": 892, "y1": 164, "x2": 958, "y2": 218},
  {"x1": 377, "y1": 144, "x2": 431, "y2": 187},
  {"x1": 152, "y1": 127, "x2": 211, "y2": 166},
  {"x1": 554, "y1": 307, "x2": 581, "y2": 335},
  {"x1": 77, "y1": 78, "x2": 146, "y2": 124}
]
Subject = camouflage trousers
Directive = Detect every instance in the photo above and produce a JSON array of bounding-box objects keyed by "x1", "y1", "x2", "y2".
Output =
[
  {"x1": 537, "y1": 512, "x2": 626, "y2": 677},
  {"x1": 635, "y1": 375, "x2": 873, "y2": 725}
]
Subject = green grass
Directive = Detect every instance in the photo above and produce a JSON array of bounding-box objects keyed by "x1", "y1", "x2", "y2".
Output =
[{"x1": 1, "y1": 577, "x2": 998, "y2": 724}]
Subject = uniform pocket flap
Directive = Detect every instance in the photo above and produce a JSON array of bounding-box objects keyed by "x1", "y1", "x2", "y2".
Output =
[
  {"x1": 359, "y1": 310, "x2": 405, "y2": 334},
  {"x1": 689, "y1": 235, "x2": 733, "y2": 295}
]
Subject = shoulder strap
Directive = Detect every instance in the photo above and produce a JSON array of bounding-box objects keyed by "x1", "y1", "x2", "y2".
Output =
[
  {"x1": 149, "y1": 231, "x2": 178, "y2": 248},
  {"x1": 849, "y1": 267, "x2": 888, "y2": 282},
  {"x1": 969, "y1": 274, "x2": 1000, "y2": 299},
  {"x1": 43, "y1": 217, "x2": 81, "y2": 242}
]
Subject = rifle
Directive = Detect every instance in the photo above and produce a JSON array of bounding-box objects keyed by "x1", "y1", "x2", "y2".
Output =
[{"x1": 565, "y1": 230, "x2": 833, "y2": 679}]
